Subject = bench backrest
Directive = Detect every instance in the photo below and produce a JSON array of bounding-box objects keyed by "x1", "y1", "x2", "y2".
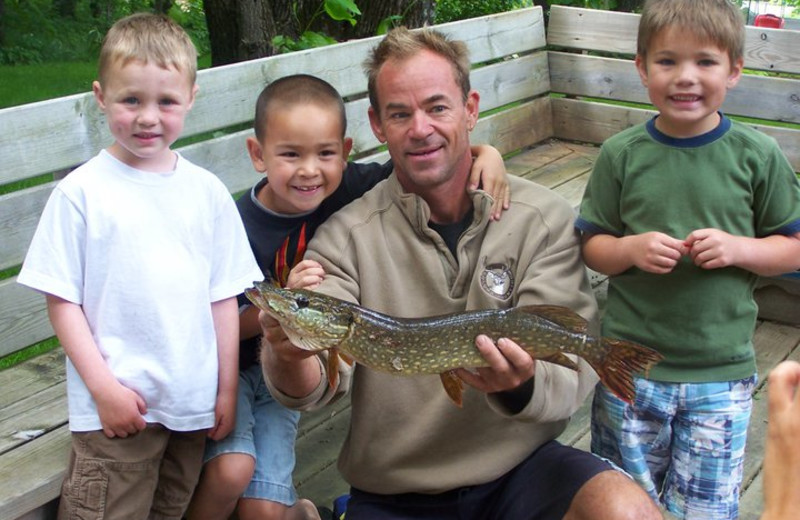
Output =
[
  {"x1": 0, "y1": 8, "x2": 549, "y2": 362},
  {"x1": 547, "y1": 5, "x2": 800, "y2": 172}
]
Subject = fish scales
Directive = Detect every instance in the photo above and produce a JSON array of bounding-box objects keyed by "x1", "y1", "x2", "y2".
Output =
[{"x1": 245, "y1": 281, "x2": 663, "y2": 406}]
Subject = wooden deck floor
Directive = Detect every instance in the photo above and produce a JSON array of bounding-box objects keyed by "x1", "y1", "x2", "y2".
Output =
[{"x1": 292, "y1": 139, "x2": 800, "y2": 518}]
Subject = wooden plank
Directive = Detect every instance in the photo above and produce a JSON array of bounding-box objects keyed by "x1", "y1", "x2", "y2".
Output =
[
  {"x1": 0, "y1": 383, "x2": 67, "y2": 456},
  {"x1": 472, "y1": 96, "x2": 553, "y2": 156},
  {"x1": 754, "y1": 276, "x2": 800, "y2": 325},
  {"x1": 546, "y1": 6, "x2": 640, "y2": 56},
  {"x1": 548, "y1": 52, "x2": 800, "y2": 124},
  {"x1": 0, "y1": 277, "x2": 54, "y2": 359},
  {"x1": 547, "y1": 6, "x2": 800, "y2": 74},
  {"x1": 0, "y1": 426, "x2": 70, "y2": 520},
  {"x1": 523, "y1": 152, "x2": 594, "y2": 194},
  {"x1": 0, "y1": 187, "x2": 53, "y2": 273},
  {"x1": 294, "y1": 403, "x2": 351, "y2": 489},
  {"x1": 739, "y1": 471, "x2": 764, "y2": 520},
  {"x1": 0, "y1": 350, "x2": 64, "y2": 411},
  {"x1": 505, "y1": 139, "x2": 576, "y2": 177},
  {"x1": 551, "y1": 98, "x2": 800, "y2": 172}
]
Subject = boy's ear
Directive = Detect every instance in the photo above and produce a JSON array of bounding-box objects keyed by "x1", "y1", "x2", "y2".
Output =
[
  {"x1": 246, "y1": 136, "x2": 267, "y2": 173},
  {"x1": 368, "y1": 106, "x2": 386, "y2": 143},
  {"x1": 727, "y1": 57, "x2": 744, "y2": 89},
  {"x1": 635, "y1": 54, "x2": 649, "y2": 87},
  {"x1": 342, "y1": 137, "x2": 353, "y2": 160},
  {"x1": 187, "y1": 84, "x2": 199, "y2": 110},
  {"x1": 92, "y1": 80, "x2": 106, "y2": 111}
]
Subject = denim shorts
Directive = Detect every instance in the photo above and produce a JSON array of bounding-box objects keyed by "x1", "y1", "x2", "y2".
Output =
[
  {"x1": 204, "y1": 363, "x2": 301, "y2": 505},
  {"x1": 591, "y1": 375, "x2": 756, "y2": 519}
]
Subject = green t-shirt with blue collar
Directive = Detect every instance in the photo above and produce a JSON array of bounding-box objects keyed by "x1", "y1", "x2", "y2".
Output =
[{"x1": 577, "y1": 114, "x2": 800, "y2": 383}]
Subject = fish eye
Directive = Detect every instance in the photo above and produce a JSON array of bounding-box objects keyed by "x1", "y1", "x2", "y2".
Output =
[{"x1": 295, "y1": 296, "x2": 310, "y2": 309}]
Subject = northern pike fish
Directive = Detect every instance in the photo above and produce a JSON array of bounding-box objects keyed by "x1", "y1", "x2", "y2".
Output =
[{"x1": 245, "y1": 281, "x2": 662, "y2": 406}]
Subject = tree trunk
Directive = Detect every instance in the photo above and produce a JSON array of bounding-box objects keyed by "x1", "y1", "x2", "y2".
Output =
[
  {"x1": 204, "y1": 0, "x2": 435, "y2": 66},
  {"x1": 616, "y1": 0, "x2": 644, "y2": 12},
  {"x1": 204, "y1": 0, "x2": 278, "y2": 66},
  {"x1": 313, "y1": 0, "x2": 435, "y2": 40}
]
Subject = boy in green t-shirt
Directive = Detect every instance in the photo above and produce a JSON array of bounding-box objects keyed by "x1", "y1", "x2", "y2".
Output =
[{"x1": 576, "y1": 0, "x2": 800, "y2": 518}]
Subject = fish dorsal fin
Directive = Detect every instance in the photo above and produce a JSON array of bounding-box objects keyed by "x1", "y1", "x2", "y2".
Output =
[{"x1": 515, "y1": 305, "x2": 588, "y2": 333}]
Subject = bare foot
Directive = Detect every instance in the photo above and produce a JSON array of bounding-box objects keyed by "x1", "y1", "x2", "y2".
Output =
[{"x1": 285, "y1": 498, "x2": 322, "y2": 520}]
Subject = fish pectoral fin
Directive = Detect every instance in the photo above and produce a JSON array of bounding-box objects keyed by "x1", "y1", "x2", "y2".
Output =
[
  {"x1": 339, "y1": 352, "x2": 355, "y2": 366},
  {"x1": 516, "y1": 305, "x2": 588, "y2": 333},
  {"x1": 440, "y1": 371, "x2": 464, "y2": 408},
  {"x1": 535, "y1": 352, "x2": 580, "y2": 371},
  {"x1": 326, "y1": 349, "x2": 341, "y2": 388}
]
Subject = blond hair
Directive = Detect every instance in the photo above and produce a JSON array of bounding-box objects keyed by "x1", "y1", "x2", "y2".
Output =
[
  {"x1": 637, "y1": 0, "x2": 745, "y2": 64},
  {"x1": 97, "y1": 12, "x2": 197, "y2": 86},
  {"x1": 363, "y1": 27, "x2": 471, "y2": 115}
]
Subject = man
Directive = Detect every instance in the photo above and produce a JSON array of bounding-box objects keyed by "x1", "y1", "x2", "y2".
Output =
[{"x1": 260, "y1": 27, "x2": 661, "y2": 520}]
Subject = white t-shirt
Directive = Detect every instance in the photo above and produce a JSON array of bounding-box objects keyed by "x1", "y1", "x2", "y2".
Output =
[{"x1": 18, "y1": 150, "x2": 262, "y2": 432}]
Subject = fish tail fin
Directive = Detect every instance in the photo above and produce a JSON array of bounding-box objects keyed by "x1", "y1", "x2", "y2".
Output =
[{"x1": 592, "y1": 338, "x2": 663, "y2": 404}]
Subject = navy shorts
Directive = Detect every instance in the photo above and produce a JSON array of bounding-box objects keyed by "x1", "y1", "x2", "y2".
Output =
[{"x1": 346, "y1": 440, "x2": 613, "y2": 520}]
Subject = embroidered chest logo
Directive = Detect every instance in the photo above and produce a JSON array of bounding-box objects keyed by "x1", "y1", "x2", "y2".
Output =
[{"x1": 480, "y1": 263, "x2": 514, "y2": 300}]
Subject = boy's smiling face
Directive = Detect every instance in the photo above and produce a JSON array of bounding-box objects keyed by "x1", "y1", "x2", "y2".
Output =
[
  {"x1": 93, "y1": 59, "x2": 197, "y2": 172},
  {"x1": 636, "y1": 26, "x2": 743, "y2": 138},
  {"x1": 248, "y1": 103, "x2": 352, "y2": 215}
]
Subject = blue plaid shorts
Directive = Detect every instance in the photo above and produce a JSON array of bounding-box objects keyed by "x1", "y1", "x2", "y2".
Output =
[{"x1": 591, "y1": 375, "x2": 756, "y2": 519}]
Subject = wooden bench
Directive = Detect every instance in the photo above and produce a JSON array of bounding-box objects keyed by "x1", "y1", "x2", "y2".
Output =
[{"x1": 1, "y1": 6, "x2": 798, "y2": 519}]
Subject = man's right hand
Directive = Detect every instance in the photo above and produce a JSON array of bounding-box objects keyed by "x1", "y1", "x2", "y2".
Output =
[{"x1": 259, "y1": 310, "x2": 325, "y2": 399}]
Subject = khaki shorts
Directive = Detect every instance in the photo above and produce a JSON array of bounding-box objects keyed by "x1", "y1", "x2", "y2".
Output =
[{"x1": 58, "y1": 424, "x2": 206, "y2": 520}]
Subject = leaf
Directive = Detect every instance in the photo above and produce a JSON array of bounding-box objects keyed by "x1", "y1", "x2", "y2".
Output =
[
  {"x1": 377, "y1": 15, "x2": 404, "y2": 35},
  {"x1": 299, "y1": 31, "x2": 338, "y2": 50},
  {"x1": 325, "y1": 0, "x2": 362, "y2": 26}
]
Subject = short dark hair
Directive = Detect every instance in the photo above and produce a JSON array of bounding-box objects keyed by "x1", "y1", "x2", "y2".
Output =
[{"x1": 253, "y1": 74, "x2": 346, "y2": 142}]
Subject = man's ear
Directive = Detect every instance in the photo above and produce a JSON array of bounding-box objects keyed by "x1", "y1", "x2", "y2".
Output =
[
  {"x1": 368, "y1": 106, "x2": 386, "y2": 143},
  {"x1": 246, "y1": 136, "x2": 267, "y2": 173},
  {"x1": 465, "y1": 90, "x2": 480, "y2": 131}
]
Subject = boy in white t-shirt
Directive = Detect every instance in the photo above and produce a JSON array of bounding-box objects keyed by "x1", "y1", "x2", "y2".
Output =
[{"x1": 17, "y1": 13, "x2": 261, "y2": 519}]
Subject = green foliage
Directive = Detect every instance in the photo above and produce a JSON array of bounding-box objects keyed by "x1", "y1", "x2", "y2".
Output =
[
  {"x1": 324, "y1": 0, "x2": 361, "y2": 25},
  {"x1": 272, "y1": 0, "x2": 361, "y2": 54},
  {"x1": 435, "y1": 0, "x2": 534, "y2": 23},
  {"x1": 0, "y1": 0, "x2": 210, "y2": 66},
  {"x1": 168, "y1": 0, "x2": 211, "y2": 57},
  {"x1": 548, "y1": 0, "x2": 619, "y2": 10},
  {"x1": 273, "y1": 32, "x2": 339, "y2": 53},
  {"x1": 0, "y1": 60, "x2": 97, "y2": 108}
]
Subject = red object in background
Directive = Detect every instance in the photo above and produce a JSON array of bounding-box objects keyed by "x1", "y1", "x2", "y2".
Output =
[{"x1": 754, "y1": 14, "x2": 785, "y2": 29}]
